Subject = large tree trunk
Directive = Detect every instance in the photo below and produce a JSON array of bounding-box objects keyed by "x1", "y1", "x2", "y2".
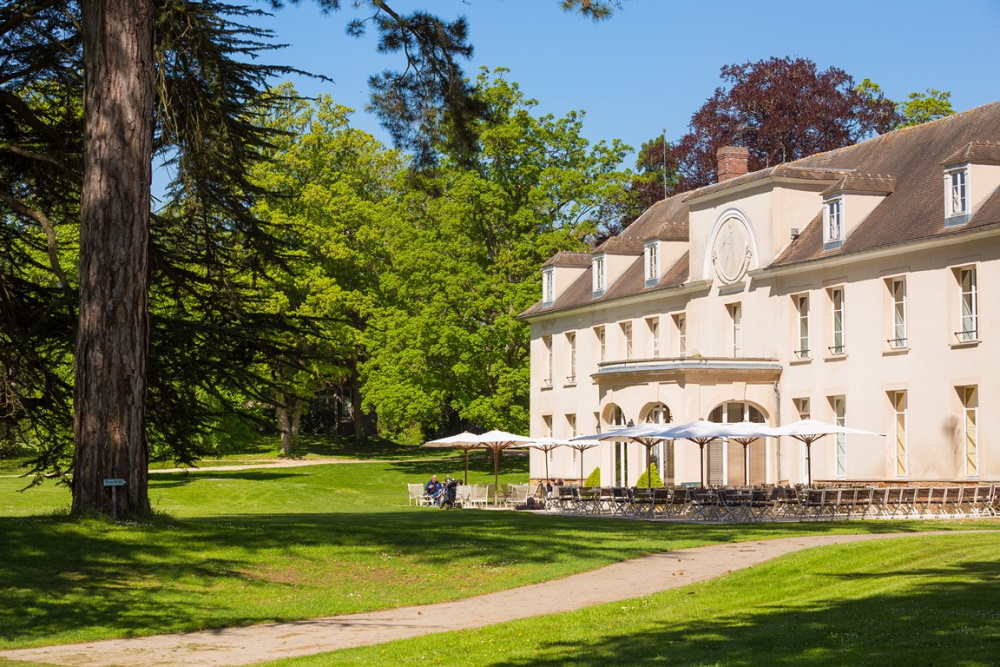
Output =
[{"x1": 72, "y1": 0, "x2": 155, "y2": 516}]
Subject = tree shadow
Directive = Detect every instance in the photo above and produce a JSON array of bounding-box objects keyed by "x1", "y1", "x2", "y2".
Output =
[
  {"x1": 484, "y1": 554, "x2": 1000, "y2": 666},
  {"x1": 0, "y1": 511, "x2": 992, "y2": 651}
]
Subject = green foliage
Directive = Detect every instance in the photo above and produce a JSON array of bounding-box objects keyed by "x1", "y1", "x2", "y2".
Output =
[
  {"x1": 896, "y1": 88, "x2": 955, "y2": 128},
  {"x1": 584, "y1": 466, "x2": 601, "y2": 487},
  {"x1": 635, "y1": 463, "x2": 662, "y2": 488},
  {"x1": 856, "y1": 79, "x2": 955, "y2": 130},
  {"x1": 361, "y1": 69, "x2": 631, "y2": 440}
]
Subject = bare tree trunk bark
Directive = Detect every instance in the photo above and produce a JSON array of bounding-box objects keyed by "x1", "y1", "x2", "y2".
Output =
[
  {"x1": 72, "y1": 0, "x2": 155, "y2": 516},
  {"x1": 277, "y1": 392, "x2": 292, "y2": 455},
  {"x1": 290, "y1": 399, "x2": 302, "y2": 450}
]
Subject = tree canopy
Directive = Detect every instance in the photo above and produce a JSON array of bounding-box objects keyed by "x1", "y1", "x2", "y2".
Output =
[{"x1": 626, "y1": 57, "x2": 900, "y2": 213}]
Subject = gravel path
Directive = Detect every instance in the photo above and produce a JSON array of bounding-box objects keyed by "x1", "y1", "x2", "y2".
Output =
[{"x1": 0, "y1": 530, "x2": 977, "y2": 667}]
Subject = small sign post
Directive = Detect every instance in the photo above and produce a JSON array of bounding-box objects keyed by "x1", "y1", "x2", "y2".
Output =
[{"x1": 103, "y1": 478, "x2": 126, "y2": 520}]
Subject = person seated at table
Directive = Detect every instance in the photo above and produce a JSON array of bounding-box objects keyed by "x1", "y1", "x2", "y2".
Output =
[{"x1": 424, "y1": 474, "x2": 444, "y2": 506}]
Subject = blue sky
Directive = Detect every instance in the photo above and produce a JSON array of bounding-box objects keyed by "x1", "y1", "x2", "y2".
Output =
[{"x1": 157, "y1": 0, "x2": 1000, "y2": 193}]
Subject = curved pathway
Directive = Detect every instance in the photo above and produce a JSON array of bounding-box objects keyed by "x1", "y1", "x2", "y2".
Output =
[{"x1": 0, "y1": 530, "x2": 981, "y2": 667}]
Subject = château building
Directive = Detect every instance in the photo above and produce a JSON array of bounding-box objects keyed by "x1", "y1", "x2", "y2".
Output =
[{"x1": 521, "y1": 102, "x2": 1000, "y2": 487}]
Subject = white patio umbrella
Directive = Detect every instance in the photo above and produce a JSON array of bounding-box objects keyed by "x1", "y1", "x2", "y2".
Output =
[
  {"x1": 646, "y1": 420, "x2": 749, "y2": 488},
  {"x1": 566, "y1": 434, "x2": 603, "y2": 486},
  {"x1": 526, "y1": 437, "x2": 574, "y2": 484},
  {"x1": 774, "y1": 419, "x2": 883, "y2": 485},
  {"x1": 422, "y1": 431, "x2": 481, "y2": 484},
  {"x1": 473, "y1": 430, "x2": 535, "y2": 503},
  {"x1": 725, "y1": 422, "x2": 783, "y2": 486},
  {"x1": 574, "y1": 423, "x2": 671, "y2": 487}
]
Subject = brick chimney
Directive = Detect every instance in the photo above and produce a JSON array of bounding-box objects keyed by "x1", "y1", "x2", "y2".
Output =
[{"x1": 716, "y1": 146, "x2": 750, "y2": 183}]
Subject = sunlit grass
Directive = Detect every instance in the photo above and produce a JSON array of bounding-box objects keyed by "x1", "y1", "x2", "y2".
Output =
[
  {"x1": 2, "y1": 439, "x2": 998, "y2": 662},
  {"x1": 260, "y1": 532, "x2": 1000, "y2": 666}
]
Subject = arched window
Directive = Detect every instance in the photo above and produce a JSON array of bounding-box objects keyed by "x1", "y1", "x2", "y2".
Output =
[
  {"x1": 607, "y1": 404, "x2": 626, "y2": 429},
  {"x1": 707, "y1": 402, "x2": 768, "y2": 486},
  {"x1": 644, "y1": 403, "x2": 671, "y2": 424}
]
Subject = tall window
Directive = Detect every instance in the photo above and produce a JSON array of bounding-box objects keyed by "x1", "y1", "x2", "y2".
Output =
[
  {"x1": 621, "y1": 321, "x2": 633, "y2": 360},
  {"x1": 889, "y1": 278, "x2": 907, "y2": 348},
  {"x1": 646, "y1": 317, "x2": 660, "y2": 358},
  {"x1": 594, "y1": 325, "x2": 606, "y2": 362},
  {"x1": 794, "y1": 398, "x2": 811, "y2": 483},
  {"x1": 832, "y1": 396, "x2": 847, "y2": 477},
  {"x1": 829, "y1": 287, "x2": 845, "y2": 355},
  {"x1": 566, "y1": 332, "x2": 576, "y2": 383},
  {"x1": 959, "y1": 386, "x2": 978, "y2": 476},
  {"x1": 542, "y1": 335, "x2": 552, "y2": 386},
  {"x1": 958, "y1": 267, "x2": 978, "y2": 342},
  {"x1": 946, "y1": 168, "x2": 968, "y2": 218},
  {"x1": 542, "y1": 268, "x2": 555, "y2": 304},
  {"x1": 565, "y1": 413, "x2": 577, "y2": 438},
  {"x1": 728, "y1": 303, "x2": 742, "y2": 357},
  {"x1": 675, "y1": 313, "x2": 687, "y2": 356},
  {"x1": 609, "y1": 404, "x2": 626, "y2": 429},
  {"x1": 824, "y1": 196, "x2": 843, "y2": 244},
  {"x1": 892, "y1": 391, "x2": 908, "y2": 477},
  {"x1": 542, "y1": 415, "x2": 553, "y2": 438},
  {"x1": 795, "y1": 295, "x2": 810, "y2": 359},
  {"x1": 644, "y1": 241, "x2": 659, "y2": 284},
  {"x1": 592, "y1": 255, "x2": 606, "y2": 293}
]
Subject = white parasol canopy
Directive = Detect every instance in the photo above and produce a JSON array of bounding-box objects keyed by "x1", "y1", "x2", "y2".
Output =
[{"x1": 773, "y1": 419, "x2": 883, "y2": 485}]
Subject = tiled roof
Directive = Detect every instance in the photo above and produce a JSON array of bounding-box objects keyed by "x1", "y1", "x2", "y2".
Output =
[
  {"x1": 524, "y1": 101, "x2": 1000, "y2": 318},
  {"x1": 542, "y1": 251, "x2": 591, "y2": 268}
]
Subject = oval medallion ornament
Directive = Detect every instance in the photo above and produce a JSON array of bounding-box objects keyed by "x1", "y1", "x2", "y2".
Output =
[{"x1": 712, "y1": 217, "x2": 752, "y2": 284}]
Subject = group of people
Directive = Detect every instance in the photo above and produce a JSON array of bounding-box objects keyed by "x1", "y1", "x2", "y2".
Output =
[
  {"x1": 423, "y1": 474, "x2": 457, "y2": 508},
  {"x1": 423, "y1": 475, "x2": 561, "y2": 509}
]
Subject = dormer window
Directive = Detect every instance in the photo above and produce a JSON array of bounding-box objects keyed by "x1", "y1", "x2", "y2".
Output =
[
  {"x1": 823, "y1": 196, "x2": 844, "y2": 246},
  {"x1": 541, "y1": 268, "x2": 555, "y2": 304},
  {"x1": 592, "y1": 255, "x2": 606, "y2": 294},
  {"x1": 643, "y1": 241, "x2": 659, "y2": 285},
  {"x1": 945, "y1": 166, "x2": 969, "y2": 223}
]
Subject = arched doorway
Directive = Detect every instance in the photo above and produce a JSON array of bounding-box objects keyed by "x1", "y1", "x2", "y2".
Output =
[
  {"x1": 642, "y1": 402, "x2": 673, "y2": 484},
  {"x1": 707, "y1": 402, "x2": 767, "y2": 486}
]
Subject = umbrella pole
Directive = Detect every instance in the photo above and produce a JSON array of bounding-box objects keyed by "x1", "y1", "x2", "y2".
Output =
[
  {"x1": 699, "y1": 443, "x2": 706, "y2": 487},
  {"x1": 464, "y1": 449, "x2": 469, "y2": 485},
  {"x1": 493, "y1": 447, "x2": 500, "y2": 505},
  {"x1": 806, "y1": 441, "x2": 812, "y2": 486},
  {"x1": 579, "y1": 448, "x2": 585, "y2": 487},
  {"x1": 744, "y1": 442, "x2": 750, "y2": 486}
]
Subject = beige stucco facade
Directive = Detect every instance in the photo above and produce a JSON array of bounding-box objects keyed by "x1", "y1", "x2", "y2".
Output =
[{"x1": 524, "y1": 107, "x2": 1000, "y2": 487}]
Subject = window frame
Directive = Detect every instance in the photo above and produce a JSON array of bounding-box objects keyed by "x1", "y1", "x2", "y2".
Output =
[
  {"x1": 891, "y1": 391, "x2": 908, "y2": 477},
  {"x1": 594, "y1": 325, "x2": 606, "y2": 363},
  {"x1": 828, "y1": 287, "x2": 846, "y2": 356},
  {"x1": 959, "y1": 385, "x2": 979, "y2": 477},
  {"x1": 944, "y1": 166, "x2": 969, "y2": 219},
  {"x1": 823, "y1": 196, "x2": 844, "y2": 246},
  {"x1": 541, "y1": 335, "x2": 553, "y2": 386},
  {"x1": 592, "y1": 254, "x2": 606, "y2": 294},
  {"x1": 674, "y1": 313, "x2": 687, "y2": 357},
  {"x1": 888, "y1": 277, "x2": 907, "y2": 349},
  {"x1": 956, "y1": 266, "x2": 978, "y2": 343},
  {"x1": 621, "y1": 320, "x2": 633, "y2": 360},
  {"x1": 832, "y1": 395, "x2": 847, "y2": 478},
  {"x1": 728, "y1": 302, "x2": 742, "y2": 357},
  {"x1": 541, "y1": 267, "x2": 555, "y2": 304},
  {"x1": 794, "y1": 294, "x2": 810, "y2": 359},
  {"x1": 643, "y1": 241, "x2": 659, "y2": 285},
  {"x1": 646, "y1": 316, "x2": 660, "y2": 358},
  {"x1": 565, "y1": 331, "x2": 576, "y2": 384}
]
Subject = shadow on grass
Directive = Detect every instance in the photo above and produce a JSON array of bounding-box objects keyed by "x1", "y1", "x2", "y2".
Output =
[
  {"x1": 0, "y1": 507, "x2": 977, "y2": 649},
  {"x1": 486, "y1": 554, "x2": 1000, "y2": 666},
  {"x1": 386, "y1": 451, "x2": 529, "y2": 479}
]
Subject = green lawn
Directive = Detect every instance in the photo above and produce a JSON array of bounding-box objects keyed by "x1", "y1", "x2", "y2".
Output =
[{"x1": 2, "y1": 444, "x2": 998, "y2": 664}]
